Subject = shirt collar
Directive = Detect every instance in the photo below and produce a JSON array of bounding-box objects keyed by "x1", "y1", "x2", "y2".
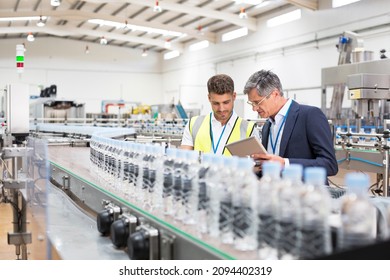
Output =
[
  {"x1": 211, "y1": 111, "x2": 237, "y2": 127},
  {"x1": 270, "y1": 99, "x2": 292, "y2": 125}
]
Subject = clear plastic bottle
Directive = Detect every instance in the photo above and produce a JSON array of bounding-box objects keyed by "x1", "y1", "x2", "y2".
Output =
[
  {"x1": 147, "y1": 145, "x2": 165, "y2": 213},
  {"x1": 114, "y1": 140, "x2": 126, "y2": 193},
  {"x1": 338, "y1": 172, "x2": 377, "y2": 251},
  {"x1": 197, "y1": 153, "x2": 215, "y2": 235},
  {"x1": 257, "y1": 161, "x2": 282, "y2": 260},
  {"x1": 370, "y1": 128, "x2": 377, "y2": 143},
  {"x1": 335, "y1": 126, "x2": 342, "y2": 144},
  {"x1": 300, "y1": 167, "x2": 332, "y2": 259},
  {"x1": 181, "y1": 150, "x2": 201, "y2": 225},
  {"x1": 218, "y1": 156, "x2": 238, "y2": 244},
  {"x1": 276, "y1": 164, "x2": 304, "y2": 259},
  {"x1": 172, "y1": 149, "x2": 185, "y2": 220},
  {"x1": 127, "y1": 142, "x2": 137, "y2": 196},
  {"x1": 138, "y1": 144, "x2": 153, "y2": 205},
  {"x1": 359, "y1": 127, "x2": 366, "y2": 143},
  {"x1": 122, "y1": 141, "x2": 133, "y2": 199},
  {"x1": 233, "y1": 157, "x2": 258, "y2": 251},
  {"x1": 207, "y1": 155, "x2": 225, "y2": 238},
  {"x1": 163, "y1": 148, "x2": 176, "y2": 216},
  {"x1": 132, "y1": 143, "x2": 145, "y2": 200}
]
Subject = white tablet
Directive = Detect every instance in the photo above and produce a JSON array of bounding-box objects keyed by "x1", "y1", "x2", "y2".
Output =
[{"x1": 225, "y1": 136, "x2": 267, "y2": 157}]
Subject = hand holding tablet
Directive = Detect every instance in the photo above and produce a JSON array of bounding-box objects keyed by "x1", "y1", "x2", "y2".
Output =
[{"x1": 225, "y1": 136, "x2": 267, "y2": 158}]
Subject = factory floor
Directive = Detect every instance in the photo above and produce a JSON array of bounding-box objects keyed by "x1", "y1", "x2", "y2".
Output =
[{"x1": 0, "y1": 202, "x2": 60, "y2": 260}]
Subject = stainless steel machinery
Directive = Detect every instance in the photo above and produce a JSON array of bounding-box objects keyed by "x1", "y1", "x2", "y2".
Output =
[{"x1": 321, "y1": 31, "x2": 390, "y2": 196}]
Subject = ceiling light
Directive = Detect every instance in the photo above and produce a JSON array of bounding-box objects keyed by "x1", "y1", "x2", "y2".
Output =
[
  {"x1": 267, "y1": 9, "x2": 301, "y2": 28},
  {"x1": 164, "y1": 50, "x2": 180, "y2": 60},
  {"x1": 189, "y1": 40, "x2": 209, "y2": 52},
  {"x1": 141, "y1": 49, "x2": 148, "y2": 57},
  {"x1": 51, "y1": 0, "x2": 61, "y2": 7},
  {"x1": 332, "y1": 0, "x2": 360, "y2": 8},
  {"x1": 0, "y1": 16, "x2": 47, "y2": 22},
  {"x1": 27, "y1": 32, "x2": 35, "y2": 42},
  {"x1": 239, "y1": 8, "x2": 248, "y2": 19},
  {"x1": 222, "y1": 27, "x2": 248, "y2": 42},
  {"x1": 153, "y1": 1, "x2": 162, "y2": 13},
  {"x1": 88, "y1": 19, "x2": 184, "y2": 37},
  {"x1": 36, "y1": 16, "x2": 45, "y2": 27},
  {"x1": 100, "y1": 36, "x2": 107, "y2": 45},
  {"x1": 234, "y1": 0, "x2": 265, "y2": 4},
  {"x1": 85, "y1": 45, "x2": 90, "y2": 54}
]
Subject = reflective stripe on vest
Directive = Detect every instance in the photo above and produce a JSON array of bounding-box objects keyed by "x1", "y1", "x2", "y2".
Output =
[{"x1": 189, "y1": 114, "x2": 255, "y2": 155}]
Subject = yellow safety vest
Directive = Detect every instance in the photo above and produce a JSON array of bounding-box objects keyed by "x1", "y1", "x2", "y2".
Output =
[{"x1": 189, "y1": 114, "x2": 255, "y2": 156}]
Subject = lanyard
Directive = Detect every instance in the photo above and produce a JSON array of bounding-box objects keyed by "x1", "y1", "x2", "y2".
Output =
[
  {"x1": 210, "y1": 112, "x2": 231, "y2": 154},
  {"x1": 269, "y1": 103, "x2": 292, "y2": 155}
]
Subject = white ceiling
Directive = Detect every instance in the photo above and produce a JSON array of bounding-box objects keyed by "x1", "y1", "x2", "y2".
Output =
[{"x1": 0, "y1": 0, "x2": 318, "y2": 53}]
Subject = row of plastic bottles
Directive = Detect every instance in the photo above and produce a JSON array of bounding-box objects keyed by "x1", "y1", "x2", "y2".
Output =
[
  {"x1": 89, "y1": 136, "x2": 386, "y2": 259},
  {"x1": 335, "y1": 126, "x2": 386, "y2": 145}
]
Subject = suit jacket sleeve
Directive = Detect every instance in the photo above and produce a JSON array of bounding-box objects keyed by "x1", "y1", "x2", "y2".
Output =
[{"x1": 286, "y1": 105, "x2": 338, "y2": 176}]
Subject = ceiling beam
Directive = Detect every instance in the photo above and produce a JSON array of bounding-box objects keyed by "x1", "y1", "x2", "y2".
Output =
[
  {"x1": 0, "y1": 9, "x2": 216, "y2": 43},
  {"x1": 286, "y1": 0, "x2": 318, "y2": 10},
  {"x1": 0, "y1": 25, "x2": 184, "y2": 52},
  {"x1": 82, "y1": 0, "x2": 257, "y2": 31}
]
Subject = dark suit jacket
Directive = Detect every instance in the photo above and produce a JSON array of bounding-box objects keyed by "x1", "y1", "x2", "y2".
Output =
[{"x1": 261, "y1": 100, "x2": 338, "y2": 177}]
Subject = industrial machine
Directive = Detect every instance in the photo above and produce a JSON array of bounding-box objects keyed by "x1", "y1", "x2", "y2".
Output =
[
  {"x1": 30, "y1": 97, "x2": 85, "y2": 124},
  {"x1": 0, "y1": 84, "x2": 34, "y2": 259},
  {"x1": 321, "y1": 31, "x2": 390, "y2": 196}
]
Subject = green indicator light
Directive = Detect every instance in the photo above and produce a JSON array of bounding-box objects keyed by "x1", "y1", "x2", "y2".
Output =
[{"x1": 16, "y1": 56, "x2": 24, "y2": 62}]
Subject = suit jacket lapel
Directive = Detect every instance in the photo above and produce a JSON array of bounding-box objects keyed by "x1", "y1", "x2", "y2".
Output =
[
  {"x1": 279, "y1": 100, "x2": 299, "y2": 157},
  {"x1": 261, "y1": 120, "x2": 271, "y2": 149}
]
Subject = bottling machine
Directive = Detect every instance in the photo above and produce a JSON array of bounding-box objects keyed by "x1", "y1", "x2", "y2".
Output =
[{"x1": 321, "y1": 31, "x2": 390, "y2": 196}]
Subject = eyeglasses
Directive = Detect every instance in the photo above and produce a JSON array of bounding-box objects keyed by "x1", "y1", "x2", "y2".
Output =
[{"x1": 246, "y1": 91, "x2": 272, "y2": 108}]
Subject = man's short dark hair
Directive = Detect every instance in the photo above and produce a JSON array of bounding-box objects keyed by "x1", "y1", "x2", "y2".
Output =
[{"x1": 207, "y1": 74, "x2": 234, "y2": 95}]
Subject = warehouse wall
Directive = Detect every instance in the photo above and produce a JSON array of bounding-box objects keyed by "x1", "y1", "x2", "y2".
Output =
[{"x1": 0, "y1": 38, "x2": 163, "y2": 113}]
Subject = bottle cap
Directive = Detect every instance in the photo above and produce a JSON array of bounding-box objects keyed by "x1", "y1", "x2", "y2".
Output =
[
  {"x1": 345, "y1": 172, "x2": 369, "y2": 195},
  {"x1": 304, "y1": 167, "x2": 326, "y2": 185},
  {"x1": 282, "y1": 164, "x2": 303, "y2": 181},
  {"x1": 262, "y1": 161, "x2": 281, "y2": 178}
]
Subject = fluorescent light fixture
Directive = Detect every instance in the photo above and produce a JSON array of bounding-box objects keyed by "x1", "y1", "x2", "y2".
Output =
[
  {"x1": 0, "y1": 16, "x2": 47, "y2": 22},
  {"x1": 88, "y1": 19, "x2": 184, "y2": 37},
  {"x1": 332, "y1": 0, "x2": 360, "y2": 8},
  {"x1": 189, "y1": 40, "x2": 209, "y2": 51},
  {"x1": 164, "y1": 50, "x2": 180, "y2": 60},
  {"x1": 234, "y1": 0, "x2": 264, "y2": 4},
  {"x1": 267, "y1": 9, "x2": 301, "y2": 28},
  {"x1": 51, "y1": 0, "x2": 61, "y2": 7},
  {"x1": 222, "y1": 27, "x2": 248, "y2": 42}
]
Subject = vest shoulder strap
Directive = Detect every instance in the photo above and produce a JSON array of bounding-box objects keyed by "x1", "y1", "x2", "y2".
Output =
[{"x1": 190, "y1": 115, "x2": 207, "y2": 140}]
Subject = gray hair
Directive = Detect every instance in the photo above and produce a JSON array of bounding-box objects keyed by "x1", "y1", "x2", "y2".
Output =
[{"x1": 243, "y1": 70, "x2": 284, "y2": 97}]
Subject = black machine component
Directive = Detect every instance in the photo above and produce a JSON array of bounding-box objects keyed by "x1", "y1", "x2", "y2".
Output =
[
  {"x1": 96, "y1": 200, "x2": 121, "y2": 235},
  {"x1": 110, "y1": 213, "x2": 138, "y2": 248},
  {"x1": 127, "y1": 224, "x2": 159, "y2": 260},
  {"x1": 40, "y1": 84, "x2": 57, "y2": 98}
]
